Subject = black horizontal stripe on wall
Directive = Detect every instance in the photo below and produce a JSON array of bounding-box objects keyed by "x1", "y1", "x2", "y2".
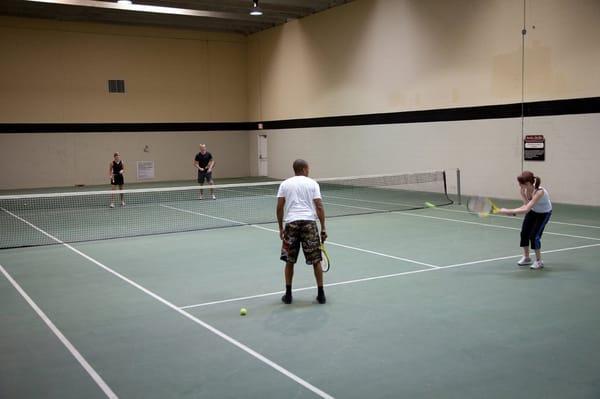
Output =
[
  {"x1": 1, "y1": 97, "x2": 598, "y2": 133},
  {"x1": 262, "y1": 97, "x2": 600, "y2": 130},
  {"x1": 523, "y1": 97, "x2": 600, "y2": 117},
  {"x1": 0, "y1": 122, "x2": 255, "y2": 133}
]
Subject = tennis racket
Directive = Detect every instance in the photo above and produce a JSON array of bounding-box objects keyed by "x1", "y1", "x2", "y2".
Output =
[
  {"x1": 320, "y1": 243, "x2": 331, "y2": 272},
  {"x1": 467, "y1": 196, "x2": 500, "y2": 217}
]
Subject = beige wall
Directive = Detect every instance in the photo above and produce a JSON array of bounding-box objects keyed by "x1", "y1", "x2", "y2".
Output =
[
  {"x1": 2, "y1": 0, "x2": 599, "y2": 203},
  {"x1": 250, "y1": 120, "x2": 522, "y2": 200},
  {"x1": 248, "y1": 0, "x2": 600, "y2": 121},
  {"x1": 0, "y1": 16, "x2": 248, "y2": 123},
  {"x1": 524, "y1": 0, "x2": 600, "y2": 101},
  {"x1": 0, "y1": 16, "x2": 252, "y2": 188},
  {"x1": 251, "y1": 112, "x2": 600, "y2": 206},
  {"x1": 247, "y1": 0, "x2": 600, "y2": 205},
  {"x1": 248, "y1": 0, "x2": 524, "y2": 121},
  {"x1": 0, "y1": 132, "x2": 249, "y2": 189}
]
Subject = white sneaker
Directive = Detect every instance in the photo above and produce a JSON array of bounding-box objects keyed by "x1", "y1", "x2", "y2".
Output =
[
  {"x1": 517, "y1": 256, "x2": 532, "y2": 266},
  {"x1": 530, "y1": 260, "x2": 544, "y2": 270},
  {"x1": 212, "y1": 194, "x2": 216, "y2": 200},
  {"x1": 198, "y1": 195, "x2": 203, "y2": 200},
  {"x1": 121, "y1": 201, "x2": 126, "y2": 207},
  {"x1": 109, "y1": 203, "x2": 115, "y2": 208}
]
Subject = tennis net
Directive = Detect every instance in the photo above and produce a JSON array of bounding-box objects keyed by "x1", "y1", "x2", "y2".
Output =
[{"x1": 0, "y1": 170, "x2": 454, "y2": 249}]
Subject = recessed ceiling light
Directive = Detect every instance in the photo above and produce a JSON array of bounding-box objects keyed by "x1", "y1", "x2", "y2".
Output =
[{"x1": 249, "y1": 0, "x2": 263, "y2": 16}]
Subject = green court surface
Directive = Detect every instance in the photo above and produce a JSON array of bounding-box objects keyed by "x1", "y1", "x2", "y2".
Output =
[{"x1": 1, "y1": 202, "x2": 600, "y2": 398}]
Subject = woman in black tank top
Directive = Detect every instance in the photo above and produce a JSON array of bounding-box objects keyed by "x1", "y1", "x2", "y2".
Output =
[{"x1": 108, "y1": 152, "x2": 125, "y2": 208}]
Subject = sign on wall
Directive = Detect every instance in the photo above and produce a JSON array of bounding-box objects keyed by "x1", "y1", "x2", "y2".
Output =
[
  {"x1": 524, "y1": 135, "x2": 545, "y2": 161},
  {"x1": 137, "y1": 161, "x2": 155, "y2": 180}
]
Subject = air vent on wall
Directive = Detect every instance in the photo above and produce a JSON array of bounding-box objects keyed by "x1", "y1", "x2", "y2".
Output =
[{"x1": 108, "y1": 80, "x2": 125, "y2": 93}]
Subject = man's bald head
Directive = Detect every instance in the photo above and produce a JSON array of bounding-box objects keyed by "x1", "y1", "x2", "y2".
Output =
[{"x1": 293, "y1": 159, "x2": 309, "y2": 176}]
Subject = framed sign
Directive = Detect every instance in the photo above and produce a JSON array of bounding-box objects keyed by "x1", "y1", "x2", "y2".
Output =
[
  {"x1": 524, "y1": 135, "x2": 545, "y2": 161},
  {"x1": 137, "y1": 161, "x2": 155, "y2": 180}
]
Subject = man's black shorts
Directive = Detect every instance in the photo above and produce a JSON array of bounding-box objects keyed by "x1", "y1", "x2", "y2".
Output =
[{"x1": 197, "y1": 171, "x2": 213, "y2": 184}]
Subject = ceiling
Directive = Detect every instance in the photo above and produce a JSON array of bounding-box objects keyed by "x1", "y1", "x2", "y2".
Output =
[{"x1": 0, "y1": 0, "x2": 354, "y2": 35}]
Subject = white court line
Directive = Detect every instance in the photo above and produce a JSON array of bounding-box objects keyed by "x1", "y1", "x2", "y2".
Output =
[
  {"x1": 442, "y1": 242, "x2": 600, "y2": 267},
  {"x1": 160, "y1": 204, "x2": 439, "y2": 269},
  {"x1": 1, "y1": 207, "x2": 334, "y2": 399},
  {"x1": 180, "y1": 242, "x2": 600, "y2": 309},
  {"x1": 327, "y1": 241, "x2": 439, "y2": 268},
  {"x1": 425, "y1": 205, "x2": 600, "y2": 230},
  {"x1": 396, "y1": 212, "x2": 600, "y2": 241},
  {"x1": 160, "y1": 204, "x2": 246, "y2": 226},
  {"x1": 324, "y1": 194, "x2": 416, "y2": 209},
  {"x1": 164, "y1": 202, "x2": 598, "y2": 270},
  {"x1": 323, "y1": 193, "x2": 600, "y2": 230},
  {"x1": 322, "y1": 200, "x2": 382, "y2": 212},
  {"x1": 319, "y1": 197, "x2": 600, "y2": 242},
  {"x1": 258, "y1": 196, "x2": 600, "y2": 242},
  {"x1": 0, "y1": 263, "x2": 118, "y2": 399}
]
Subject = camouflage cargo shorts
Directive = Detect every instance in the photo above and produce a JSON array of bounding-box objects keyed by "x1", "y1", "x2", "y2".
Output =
[{"x1": 280, "y1": 220, "x2": 322, "y2": 265}]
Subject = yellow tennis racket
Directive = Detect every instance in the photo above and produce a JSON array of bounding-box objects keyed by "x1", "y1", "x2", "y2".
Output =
[
  {"x1": 320, "y1": 243, "x2": 331, "y2": 272},
  {"x1": 467, "y1": 196, "x2": 500, "y2": 218}
]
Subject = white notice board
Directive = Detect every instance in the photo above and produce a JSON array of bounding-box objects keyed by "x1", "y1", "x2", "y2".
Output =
[{"x1": 137, "y1": 161, "x2": 155, "y2": 180}]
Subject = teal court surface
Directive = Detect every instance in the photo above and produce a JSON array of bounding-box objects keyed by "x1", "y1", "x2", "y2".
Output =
[{"x1": 1, "y1": 193, "x2": 600, "y2": 398}]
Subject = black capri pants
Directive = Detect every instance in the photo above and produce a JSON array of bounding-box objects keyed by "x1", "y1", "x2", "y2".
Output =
[{"x1": 520, "y1": 210, "x2": 552, "y2": 250}]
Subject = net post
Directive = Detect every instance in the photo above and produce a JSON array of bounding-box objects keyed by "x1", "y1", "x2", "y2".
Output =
[
  {"x1": 442, "y1": 170, "x2": 449, "y2": 201},
  {"x1": 456, "y1": 168, "x2": 462, "y2": 205}
]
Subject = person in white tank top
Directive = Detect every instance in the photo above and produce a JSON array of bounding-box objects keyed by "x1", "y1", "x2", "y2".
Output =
[{"x1": 499, "y1": 171, "x2": 552, "y2": 270}]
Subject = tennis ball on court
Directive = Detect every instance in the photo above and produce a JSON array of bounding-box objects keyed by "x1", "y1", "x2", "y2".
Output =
[
  {"x1": 424, "y1": 202, "x2": 435, "y2": 208},
  {"x1": 240, "y1": 308, "x2": 247, "y2": 316}
]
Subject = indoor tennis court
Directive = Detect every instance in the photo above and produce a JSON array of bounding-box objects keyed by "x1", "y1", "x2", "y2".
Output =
[
  {"x1": 1, "y1": 191, "x2": 600, "y2": 398},
  {"x1": 1, "y1": 0, "x2": 600, "y2": 398}
]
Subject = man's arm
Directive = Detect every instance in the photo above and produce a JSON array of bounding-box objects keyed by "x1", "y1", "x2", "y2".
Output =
[
  {"x1": 207, "y1": 158, "x2": 215, "y2": 172},
  {"x1": 276, "y1": 197, "x2": 285, "y2": 240},
  {"x1": 194, "y1": 158, "x2": 202, "y2": 171},
  {"x1": 314, "y1": 198, "x2": 327, "y2": 242}
]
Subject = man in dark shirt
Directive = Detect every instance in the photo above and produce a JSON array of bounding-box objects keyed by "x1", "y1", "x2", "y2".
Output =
[{"x1": 194, "y1": 144, "x2": 215, "y2": 199}]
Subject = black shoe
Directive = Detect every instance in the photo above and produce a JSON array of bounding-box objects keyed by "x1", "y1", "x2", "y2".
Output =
[
  {"x1": 316, "y1": 294, "x2": 326, "y2": 304},
  {"x1": 281, "y1": 294, "x2": 292, "y2": 304}
]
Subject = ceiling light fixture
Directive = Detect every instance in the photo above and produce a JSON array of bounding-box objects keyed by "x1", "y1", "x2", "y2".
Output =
[
  {"x1": 117, "y1": 0, "x2": 132, "y2": 4},
  {"x1": 25, "y1": 0, "x2": 256, "y2": 21},
  {"x1": 249, "y1": 0, "x2": 263, "y2": 16}
]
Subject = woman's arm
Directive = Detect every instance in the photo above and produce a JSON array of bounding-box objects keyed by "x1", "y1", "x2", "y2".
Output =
[{"x1": 499, "y1": 189, "x2": 544, "y2": 215}]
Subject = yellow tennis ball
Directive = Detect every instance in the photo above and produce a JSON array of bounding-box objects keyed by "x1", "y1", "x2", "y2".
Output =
[
  {"x1": 424, "y1": 202, "x2": 435, "y2": 208},
  {"x1": 240, "y1": 308, "x2": 247, "y2": 316}
]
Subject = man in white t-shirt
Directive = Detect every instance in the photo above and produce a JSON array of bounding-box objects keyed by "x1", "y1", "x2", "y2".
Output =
[{"x1": 276, "y1": 159, "x2": 327, "y2": 304}]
